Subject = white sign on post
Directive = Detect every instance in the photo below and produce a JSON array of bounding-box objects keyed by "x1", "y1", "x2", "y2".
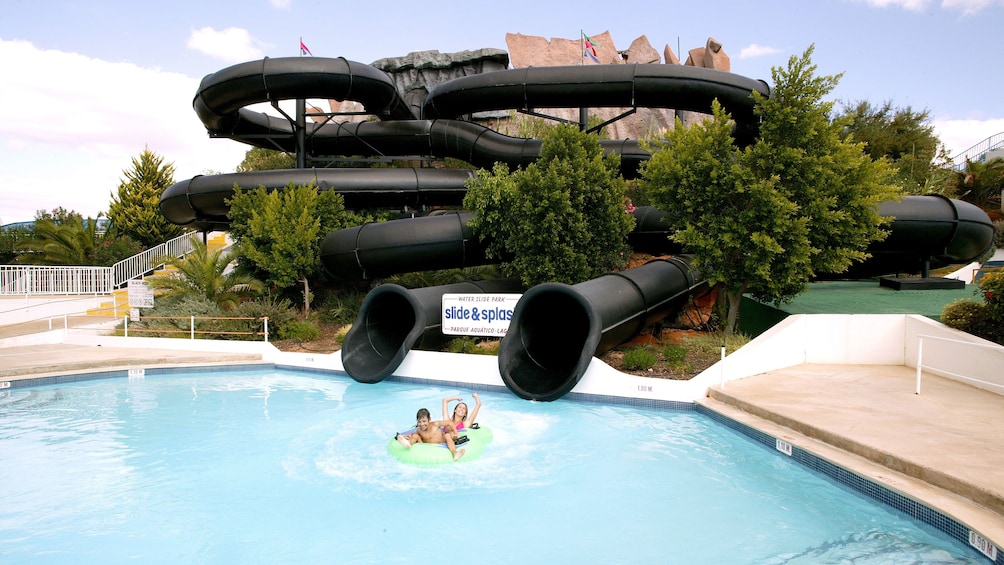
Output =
[
  {"x1": 441, "y1": 293, "x2": 521, "y2": 337},
  {"x1": 127, "y1": 279, "x2": 154, "y2": 308}
]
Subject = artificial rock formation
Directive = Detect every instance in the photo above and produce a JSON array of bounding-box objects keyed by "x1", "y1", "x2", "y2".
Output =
[
  {"x1": 321, "y1": 34, "x2": 733, "y2": 144},
  {"x1": 325, "y1": 48, "x2": 510, "y2": 122}
]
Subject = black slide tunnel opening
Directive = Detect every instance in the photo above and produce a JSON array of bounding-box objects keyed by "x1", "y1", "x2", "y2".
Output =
[
  {"x1": 499, "y1": 257, "x2": 704, "y2": 401},
  {"x1": 341, "y1": 279, "x2": 524, "y2": 384}
]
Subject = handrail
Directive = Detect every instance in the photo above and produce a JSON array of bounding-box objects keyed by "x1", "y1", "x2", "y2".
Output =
[
  {"x1": 111, "y1": 231, "x2": 199, "y2": 287},
  {"x1": 4, "y1": 309, "x2": 269, "y2": 343},
  {"x1": 951, "y1": 131, "x2": 1004, "y2": 170},
  {"x1": 915, "y1": 333, "x2": 1004, "y2": 394},
  {"x1": 0, "y1": 265, "x2": 113, "y2": 295},
  {"x1": 0, "y1": 231, "x2": 216, "y2": 296}
]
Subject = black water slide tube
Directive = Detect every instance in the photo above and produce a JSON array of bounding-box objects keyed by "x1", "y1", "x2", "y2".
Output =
[
  {"x1": 497, "y1": 257, "x2": 705, "y2": 401},
  {"x1": 160, "y1": 168, "x2": 474, "y2": 230},
  {"x1": 164, "y1": 59, "x2": 771, "y2": 229},
  {"x1": 341, "y1": 278, "x2": 524, "y2": 383},
  {"x1": 423, "y1": 64, "x2": 771, "y2": 145}
]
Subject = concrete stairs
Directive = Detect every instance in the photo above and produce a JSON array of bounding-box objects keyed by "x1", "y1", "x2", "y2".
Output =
[{"x1": 86, "y1": 232, "x2": 229, "y2": 318}]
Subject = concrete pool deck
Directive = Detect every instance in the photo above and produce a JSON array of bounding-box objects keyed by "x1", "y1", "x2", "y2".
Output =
[{"x1": 1, "y1": 339, "x2": 1003, "y2": 554}]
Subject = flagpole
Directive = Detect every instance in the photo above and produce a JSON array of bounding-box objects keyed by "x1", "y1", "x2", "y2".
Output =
[
  {"x1": 579, "y1": 30, "x2": 587, "y2": 131},
  {"x1": 296, "y1": 37, "x2": 306, "y2": 168}
]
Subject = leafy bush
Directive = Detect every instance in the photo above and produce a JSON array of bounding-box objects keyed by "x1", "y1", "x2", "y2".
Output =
[
  {"x1": 662, "y1": 345, "x2": 688, "y2": 367},
  {"x1": 317, "y1": 290, "x2": 367, "y2": 325},
  {"x1": 231, "y1": 296, "x2": 298, "y2": 341},
  {"x1": 941, "y1": 273, "x2": 1004, "y2": 344},
  {"x1": 622, "y1": 347, "x2": 658, "y2": 370},
  {"x1": 993, "y1": 219, "x2": 1004, "y2": 250},
  {"x1": 445, "y1": 337, "x2": 498, "y2": 355},
  {"x1": 278, "y1": 320, "x2": 320, "y2": 342}
]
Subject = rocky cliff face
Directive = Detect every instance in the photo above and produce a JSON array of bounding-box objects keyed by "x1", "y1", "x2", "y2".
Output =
[
  {"x1": 322, "y1": 34, "x2": 732, "y2": 143},
  {"x1": 504, "y1": 32, "x2": 732, "y2": 141}
]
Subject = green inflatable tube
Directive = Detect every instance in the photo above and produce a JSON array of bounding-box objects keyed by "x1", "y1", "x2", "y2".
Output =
[{"x1": 388, "y1": 427, "x2": 494, "y2": 466}]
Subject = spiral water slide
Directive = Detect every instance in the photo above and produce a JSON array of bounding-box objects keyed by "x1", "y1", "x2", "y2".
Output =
[
  {"x1": 162, "y1": 56, "x2": 995, "y2": 400},
  {"x1": 161, "y1": 57, "x2": 770, "y2": 229}
]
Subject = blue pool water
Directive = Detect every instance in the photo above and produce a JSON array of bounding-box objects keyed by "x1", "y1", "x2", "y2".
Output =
[{"x1": 0, "y1": 368, "x2": 986, "y2": 564}]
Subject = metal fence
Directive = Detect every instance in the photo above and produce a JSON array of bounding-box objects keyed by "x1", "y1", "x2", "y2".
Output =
[
  {"x1": 0, "y1": 265, "x2": 113, "y2": 295},
  {"x1": 951, "y1": 131, "x2": 1004, "y2": 170},
  {"x1": 1, "y1": 232, "x2": 207, "y2": 296},
  {"x1": 111, "y1": 232, "x2": 199, "y2": 287}
]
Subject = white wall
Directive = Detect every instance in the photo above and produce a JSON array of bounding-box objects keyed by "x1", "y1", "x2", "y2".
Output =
[{"x1": 7, "y1": 313, "x2": 1002, "y2": 401}]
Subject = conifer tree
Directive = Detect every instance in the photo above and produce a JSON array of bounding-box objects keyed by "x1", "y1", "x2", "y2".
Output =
[{"x1": 107, "y1": 147, "x2": 185, "y2": 248}]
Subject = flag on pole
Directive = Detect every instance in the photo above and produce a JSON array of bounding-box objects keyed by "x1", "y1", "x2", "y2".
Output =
[
  {"x1": 582, "y1": 32, "x2": 600, "y2": 63},
  {"x1": 300, "y1": 39, "x2": 313, "y2": 57}
]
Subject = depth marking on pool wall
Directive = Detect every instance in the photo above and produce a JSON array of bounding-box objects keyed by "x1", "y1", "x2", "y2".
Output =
[
  {"x1": 969, "y1": 530, "x2": 998, "y2": 560},
  {"x1": 128, "y1": 368, "x2": 145, "y2": 380},
  {"x1": 0, "y1": 381, "x2": 10, "y2": 389},
  {"x1": 775, "y1": 439, "x2": 793, "y2": 456}
]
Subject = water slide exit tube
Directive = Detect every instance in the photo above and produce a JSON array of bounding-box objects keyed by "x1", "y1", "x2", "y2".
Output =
[
  {"x1": 341, "y1": 278, "x2": 524, "y2": 383},
  {"x1": 497, "y1": 257, "x2": 705, "y2": 401}
]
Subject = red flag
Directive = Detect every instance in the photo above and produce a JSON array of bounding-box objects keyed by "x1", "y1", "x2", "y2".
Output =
[
  {"x1": 582, "y1": 32, "x2": 600, "y2": 63},
  {"x1": 300, "y1": 40, "x2": 313, "y2": 57}
]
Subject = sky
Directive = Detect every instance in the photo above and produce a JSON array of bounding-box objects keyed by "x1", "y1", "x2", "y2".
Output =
[{"x1": 1, "y1": 0, "x2": 1002, "y2": 224}]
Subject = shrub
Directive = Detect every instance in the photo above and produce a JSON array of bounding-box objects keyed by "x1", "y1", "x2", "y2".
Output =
[
  {"x1": 445, "y1": 336, "x2": 496, "y2": 355},
  {"x1": 662, "y1": 345, "x2": 688, "y2": 367},
  {"x1": 318, "y1": 290, "x2": 366, "y2": 325},
  {"x1": 622, "y1": 347, "x2": 658, "y2": 371},
  {"x1": 940, "y1": 299, "x2": 1000, "y2": 343},
  {"x1": 278, "y1": 320, "x2": 320, "y2": 342}
]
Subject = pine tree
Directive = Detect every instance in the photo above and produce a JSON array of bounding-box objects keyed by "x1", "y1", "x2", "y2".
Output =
[{"x1": 107, "y1": 148, "x2": 185, "y2": 248}]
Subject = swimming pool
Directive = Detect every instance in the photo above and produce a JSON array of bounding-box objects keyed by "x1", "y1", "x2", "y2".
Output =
[{"x1": 0, "y1": 367, "x2": 988, "y2": 564}]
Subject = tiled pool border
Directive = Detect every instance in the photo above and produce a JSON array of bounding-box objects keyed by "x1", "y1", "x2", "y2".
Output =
[{"x1": 2, "y1": 362, "x2": 998, "y2": 564}]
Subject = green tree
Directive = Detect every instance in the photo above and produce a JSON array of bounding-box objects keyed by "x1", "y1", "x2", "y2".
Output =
[
  {"x1": 107, "y1": 148, "x2": 186, "y2": 247},
  {"x1": 147, "y1": 236, "x2": 263, "y2": 310},
  {"x1": 837, "y1": 100, "x2": 948, "y2": 193},
  {"x1": 237, "y1": 148, "x2": 296, "y2": 172},
  {"x1": 463, "y1": 124, "x2": 634, "y2": 286},
  {"x1": 0, "y1": 224, "x2": 33, "y2": 263},
  {"x1": 16, "y1": 215, "x2": 103, "y2": 265},
  {"x1": 949, "y1": 157, "x2": 1004, "y2": 212},
  {"x1": 640, "y1": 47, "x2": 901, "y2": 333},
  {"x1": 227, "y1": 183, "x2": 354, "y2": 312}
]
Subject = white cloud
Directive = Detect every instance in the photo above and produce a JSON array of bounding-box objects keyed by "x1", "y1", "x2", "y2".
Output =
[
  {"x1": 270, "y1": 0, "x2": 292, "y2": 8},
  {"x1": 186, "y1": 27, "x2": 267, "y2": 63},
  {"x1": 850, "y1": 0, "x2": 931, "y2": 9},
  {"x1": 941, "y1": 0, "x2": 1003, "y2": 14},
  {"x1": 0, "y1": 39, "x2": 248, "y2": 224},
  {"x1": 846, "y1": 0, "x2": 1002, "y2": 12},
  {"x1": 932, "y1": 117, "x2": 1004, "y2": 159},
  {"x1": 739, "y1": 43, "x2": 783, "y2": 59}
]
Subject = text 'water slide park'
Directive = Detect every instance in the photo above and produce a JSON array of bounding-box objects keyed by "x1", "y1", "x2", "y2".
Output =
[{"x1": 160, "y1": 56, "x2": 994, "y2": 401}]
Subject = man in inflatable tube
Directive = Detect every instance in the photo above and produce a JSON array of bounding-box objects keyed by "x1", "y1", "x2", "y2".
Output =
[{"x1": 395, "y1": 408, "x2": 466, "y2": 462}]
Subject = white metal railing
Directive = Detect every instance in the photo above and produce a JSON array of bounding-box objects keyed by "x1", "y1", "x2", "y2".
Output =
[
  {"x1": 111, "y1": 232, "x2": 198, "y2": 288},
  {"x1": 1, "y1": 232, "x2": 207, "y2": 296},
  {"x1": 915, "y1": 334, "x2": 1004, "y2": 395},
  {"x1": 951, "y1": 131, "x2": 1004, "y2": 170},
  {"x1": 0, "y1": 265, "x2": 114, "y2": 295}
]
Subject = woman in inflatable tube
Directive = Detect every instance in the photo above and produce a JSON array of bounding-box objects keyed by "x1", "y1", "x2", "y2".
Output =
[{"x1": 443, "y1": 393, "x2": 482, "y2": 432}]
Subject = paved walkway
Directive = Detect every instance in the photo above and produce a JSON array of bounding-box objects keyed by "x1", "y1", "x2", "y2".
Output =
[
  {"x1": 701, "y1": 363, "x2": 1004, "y2": 546},
  {"x1": 0, "y1": 343, "x2": 265, "y2": 379}
]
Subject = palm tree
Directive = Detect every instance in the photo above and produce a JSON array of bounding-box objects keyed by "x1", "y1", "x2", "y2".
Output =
[
  {"x1": 15, "y1": 215, "x2": 102, "y2": 265},
  {"x1": 951, "y1": 157, "x2": 1004, "y2": 212},
  {"x1": 148, "y1": 236, "x2": 263, "y2": 310}
]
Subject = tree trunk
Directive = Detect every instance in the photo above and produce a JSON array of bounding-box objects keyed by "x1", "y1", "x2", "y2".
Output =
[
  {"x1": 301, "y1": 277, "x2": 311, "y2": 315},
  {"x1": 724, "y1": 284, "x2": 746, "y2": 335}
]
